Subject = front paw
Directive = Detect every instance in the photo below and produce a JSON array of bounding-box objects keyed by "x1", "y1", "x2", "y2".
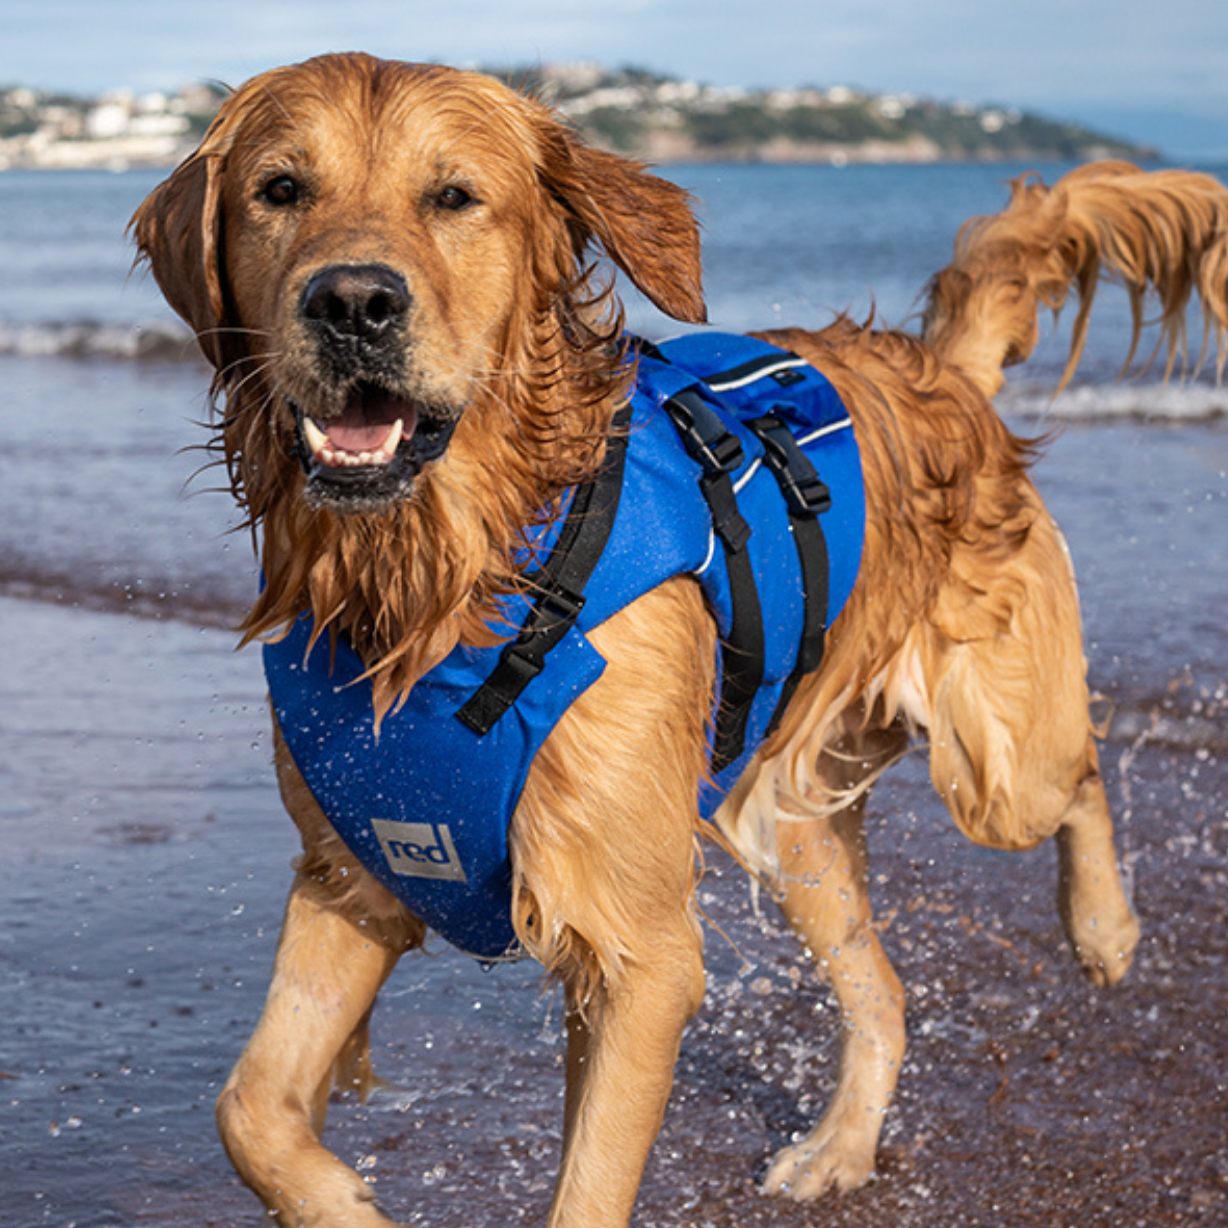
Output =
[{"x1": 762, "y1": 1124, "x2": 876, "y2": 1201}]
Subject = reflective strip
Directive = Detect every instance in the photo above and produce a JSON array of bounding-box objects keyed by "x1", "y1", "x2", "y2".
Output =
[
  {"x1": 733, "y1": 457, "x2": 763, "y2": 494},
  {"x1": 706, "y1": 357, "x2": 810, "y2": 392},
  {"x1": 796, "y1": 417, "x2": 854, "y2": 447}
]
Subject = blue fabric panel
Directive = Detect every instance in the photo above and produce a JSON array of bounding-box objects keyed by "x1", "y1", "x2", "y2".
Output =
[
  {"x1": 265, "y1": 615, "x2": 607, "y2": 960},
  {"x1": 645, "y1": 332, "x2": 864, "y2": 632}
]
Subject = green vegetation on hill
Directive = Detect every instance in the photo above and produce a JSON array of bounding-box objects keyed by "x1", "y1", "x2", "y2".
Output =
[{"x1": 515, "y1": 64, "x2": 1155, "y2": 163}]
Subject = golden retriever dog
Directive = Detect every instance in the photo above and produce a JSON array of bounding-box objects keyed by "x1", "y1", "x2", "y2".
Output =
[{"x1": 133, "y1": 52, "x2": 1228, "y2": 1227}]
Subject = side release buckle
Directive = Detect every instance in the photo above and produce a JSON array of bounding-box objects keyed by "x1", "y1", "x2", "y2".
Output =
[{"x1": 749, "y1": 414, "x2": 832, "y2": 516}]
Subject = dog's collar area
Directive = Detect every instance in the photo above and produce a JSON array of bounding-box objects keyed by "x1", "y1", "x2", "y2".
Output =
[{"x1": 457, "y1": 400, "x2": 633, "y2": 736}]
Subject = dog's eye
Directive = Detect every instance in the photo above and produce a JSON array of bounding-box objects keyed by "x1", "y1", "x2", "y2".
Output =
[
  {"x1": 435, "y1": 185, "x2": 476, "y2": 212},
  {"x1": 260, "y1": 175, "x2": 303, "y2": 207}
]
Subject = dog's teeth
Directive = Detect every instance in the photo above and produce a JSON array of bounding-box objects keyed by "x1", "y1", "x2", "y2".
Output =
[
  {"x1": 306, "y1": 416, "x2": 403, "y2": 469},
  {"x1": 382, "y1": 418, "x2": 404, "y2": 454},
  {"x1": 303, "y1": 417, "x2": 329, "y2": 458}
]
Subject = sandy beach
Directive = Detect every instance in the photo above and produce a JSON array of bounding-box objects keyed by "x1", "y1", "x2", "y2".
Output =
[{"x1": 2, "y1": 582, "x2": 1226, "y2": 1226}]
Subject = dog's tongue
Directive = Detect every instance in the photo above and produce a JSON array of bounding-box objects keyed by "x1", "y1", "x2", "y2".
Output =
[{"x1": 326, "y1": 385, "x2": 417, "y2": 452}]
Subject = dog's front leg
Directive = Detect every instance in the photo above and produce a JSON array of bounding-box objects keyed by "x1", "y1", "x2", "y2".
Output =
[
  {"x1": 216, "y1": 726, "x2": 421, "y2": 1227},
  {"x1": 550, "y1": 931, "x2": 705, "y2": 1228},
  {"x1": 514, "y1": 583, "x2": 713, "y2": 1228},
  {"x1": 217, "y1": 871, "x2": 407, "y2": 1227}
]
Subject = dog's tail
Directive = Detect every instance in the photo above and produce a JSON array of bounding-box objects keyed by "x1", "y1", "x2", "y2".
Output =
[{"x1": 922, "y1": 160, "x2": 1228, "y2": 398}]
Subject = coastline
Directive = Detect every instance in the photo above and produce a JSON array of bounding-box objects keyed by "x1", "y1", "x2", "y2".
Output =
[
  {"x1": 0, "y1": 135, "x2": 1149, "y2": 172},
  {"x1": 1, "y1": 63, "x2": 1157, "y2": 174},
  {"x1": 0, "y1": 133, "x2": 188, "y2": 172}
]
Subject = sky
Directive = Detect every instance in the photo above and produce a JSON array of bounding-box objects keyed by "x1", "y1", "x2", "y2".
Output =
[{"x1": 4, "y1": 0, "x2": 1227, "y2": 156}]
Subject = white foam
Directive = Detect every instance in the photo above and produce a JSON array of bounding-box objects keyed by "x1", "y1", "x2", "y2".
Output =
[
  {"x1": 0, "y1": 319, "x2": 195, "y2": 362},
  {"x1": 1000, "y1": 379, "x2": 1228, "y2": 423}
]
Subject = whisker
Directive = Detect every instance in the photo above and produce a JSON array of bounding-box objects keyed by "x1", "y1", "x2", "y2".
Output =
[
  {"x1": 195, "y1": 324, "x2": 276, "y2": 341},
  {"x1": 221, "y1": 354, "x2": 283, "y2": 402}
]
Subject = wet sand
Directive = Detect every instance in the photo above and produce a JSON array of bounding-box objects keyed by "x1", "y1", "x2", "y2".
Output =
[{"x1": 2, "y1": 581, "x2": 1226, "y2": 1227}]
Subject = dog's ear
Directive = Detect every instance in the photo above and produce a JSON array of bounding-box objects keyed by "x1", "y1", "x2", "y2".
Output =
[
  {"x1": 540, "y1": 129, "x2": 707, "y2": 324},
  {"x1": 130, "y1": 140, "x2": 229, "y2": 368}
]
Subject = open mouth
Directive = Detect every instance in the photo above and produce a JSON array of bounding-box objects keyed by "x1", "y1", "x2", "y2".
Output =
[{"x1": 293, "y1": 381, "x2": 459, "y2": 507}]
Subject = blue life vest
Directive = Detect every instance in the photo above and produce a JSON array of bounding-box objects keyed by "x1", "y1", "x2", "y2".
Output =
[{"x1": 264, "y1": 334, "x2": 865, "y2": 961}]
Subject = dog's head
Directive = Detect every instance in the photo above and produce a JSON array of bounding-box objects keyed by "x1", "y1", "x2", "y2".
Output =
[{"x1": 133, "y1": 53, "x2": 705, "y2": 516}]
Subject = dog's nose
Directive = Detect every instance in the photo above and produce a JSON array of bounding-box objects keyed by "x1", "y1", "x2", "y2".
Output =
[{"x1": 300, "y1": 264, "x2": 411, "y2": 343}]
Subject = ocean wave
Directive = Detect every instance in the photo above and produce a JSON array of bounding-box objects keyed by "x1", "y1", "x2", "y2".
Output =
[
  {"x1": 0, "y1": 318, "x2": 201, "y2": 362},
  {"x1": 1000, "y1": 378, "x2": 1227, "y2": 423},
  {"x1": 3, "y1": 316, "x2": 1224, "y2": 424}
]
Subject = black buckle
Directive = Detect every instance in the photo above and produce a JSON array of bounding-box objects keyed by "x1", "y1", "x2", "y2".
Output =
[
  {"x1": 700, "y1": 472, "x2": 753, "y2": 553},
  {"x1": 453, "y1": 580, "x2": 584, "y2": 736},
  {"x1": 495, "y1": 643, "x2": 545, "y2": 686},
  {"x1": 749, "y1": 414, "x2": 832, "y2": 516},
  {"x1": 663, "y1": 388, "x2": 745, "y2": 476},
  {"x1": 703, "y1": 430, "x2": 746, "y2": 475},
  {"x1": 520, "y1": 577, "x2": 587, "y2": 637}
]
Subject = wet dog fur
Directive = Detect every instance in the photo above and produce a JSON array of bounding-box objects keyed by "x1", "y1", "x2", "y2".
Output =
[{"x1": 133, "y1": 52, "x2": 1228, "y2": 1227}]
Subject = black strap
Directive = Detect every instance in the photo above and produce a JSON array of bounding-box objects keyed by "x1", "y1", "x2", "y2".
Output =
[
  {"x1": 747, "y1": 413, "x2": 831, "y2": 737},
  {"x1": 642, "y1": 338, "x2": 834, "y2": 760},
  {"x1": 460, "y1": 342, "x2": 833, "y2": 768},
  {"x1": 456, "y1": 402, "x2": 632, "y2": 736},
  {"x1": 661, "y1": 387, "x2": 764, "y2": 773}
]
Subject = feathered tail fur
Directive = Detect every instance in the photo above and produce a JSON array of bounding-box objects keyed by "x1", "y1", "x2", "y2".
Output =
[{"x1": 922, "y1": 160, "x2": 1228, "y2": 397}]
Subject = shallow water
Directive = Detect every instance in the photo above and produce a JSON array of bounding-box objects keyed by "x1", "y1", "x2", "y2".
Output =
[{"x1": 1, "y1": 162, "x2": 1226, "y2": 1226}]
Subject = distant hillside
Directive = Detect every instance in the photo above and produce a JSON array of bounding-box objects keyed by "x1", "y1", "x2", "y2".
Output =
[
  {"x1": 514, "y1": 64, "x2": 1157, "y2": 164},
  {"x1": 0, "y1": 64, "x2": 1156, "y2": 172}
]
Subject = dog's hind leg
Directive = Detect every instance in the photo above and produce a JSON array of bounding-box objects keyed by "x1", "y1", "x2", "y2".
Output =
[
  {"x1": 1054, "y1": 741, "x2": 1139, "y2": 986},
  {"x1": 920, "y1": 505, "x2": 1140, "y2": 984},
  {"x1": 760, "y1": 719, "x2": 910, "y2": 1200},
  {"x1": 216, "y1": 725, "x2": 422, "y2": 1228}
]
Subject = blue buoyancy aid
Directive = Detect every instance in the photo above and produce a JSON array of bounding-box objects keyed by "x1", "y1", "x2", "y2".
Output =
[{"x1": 264, "y1": 334, "x2": 865, "y2": 960}]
